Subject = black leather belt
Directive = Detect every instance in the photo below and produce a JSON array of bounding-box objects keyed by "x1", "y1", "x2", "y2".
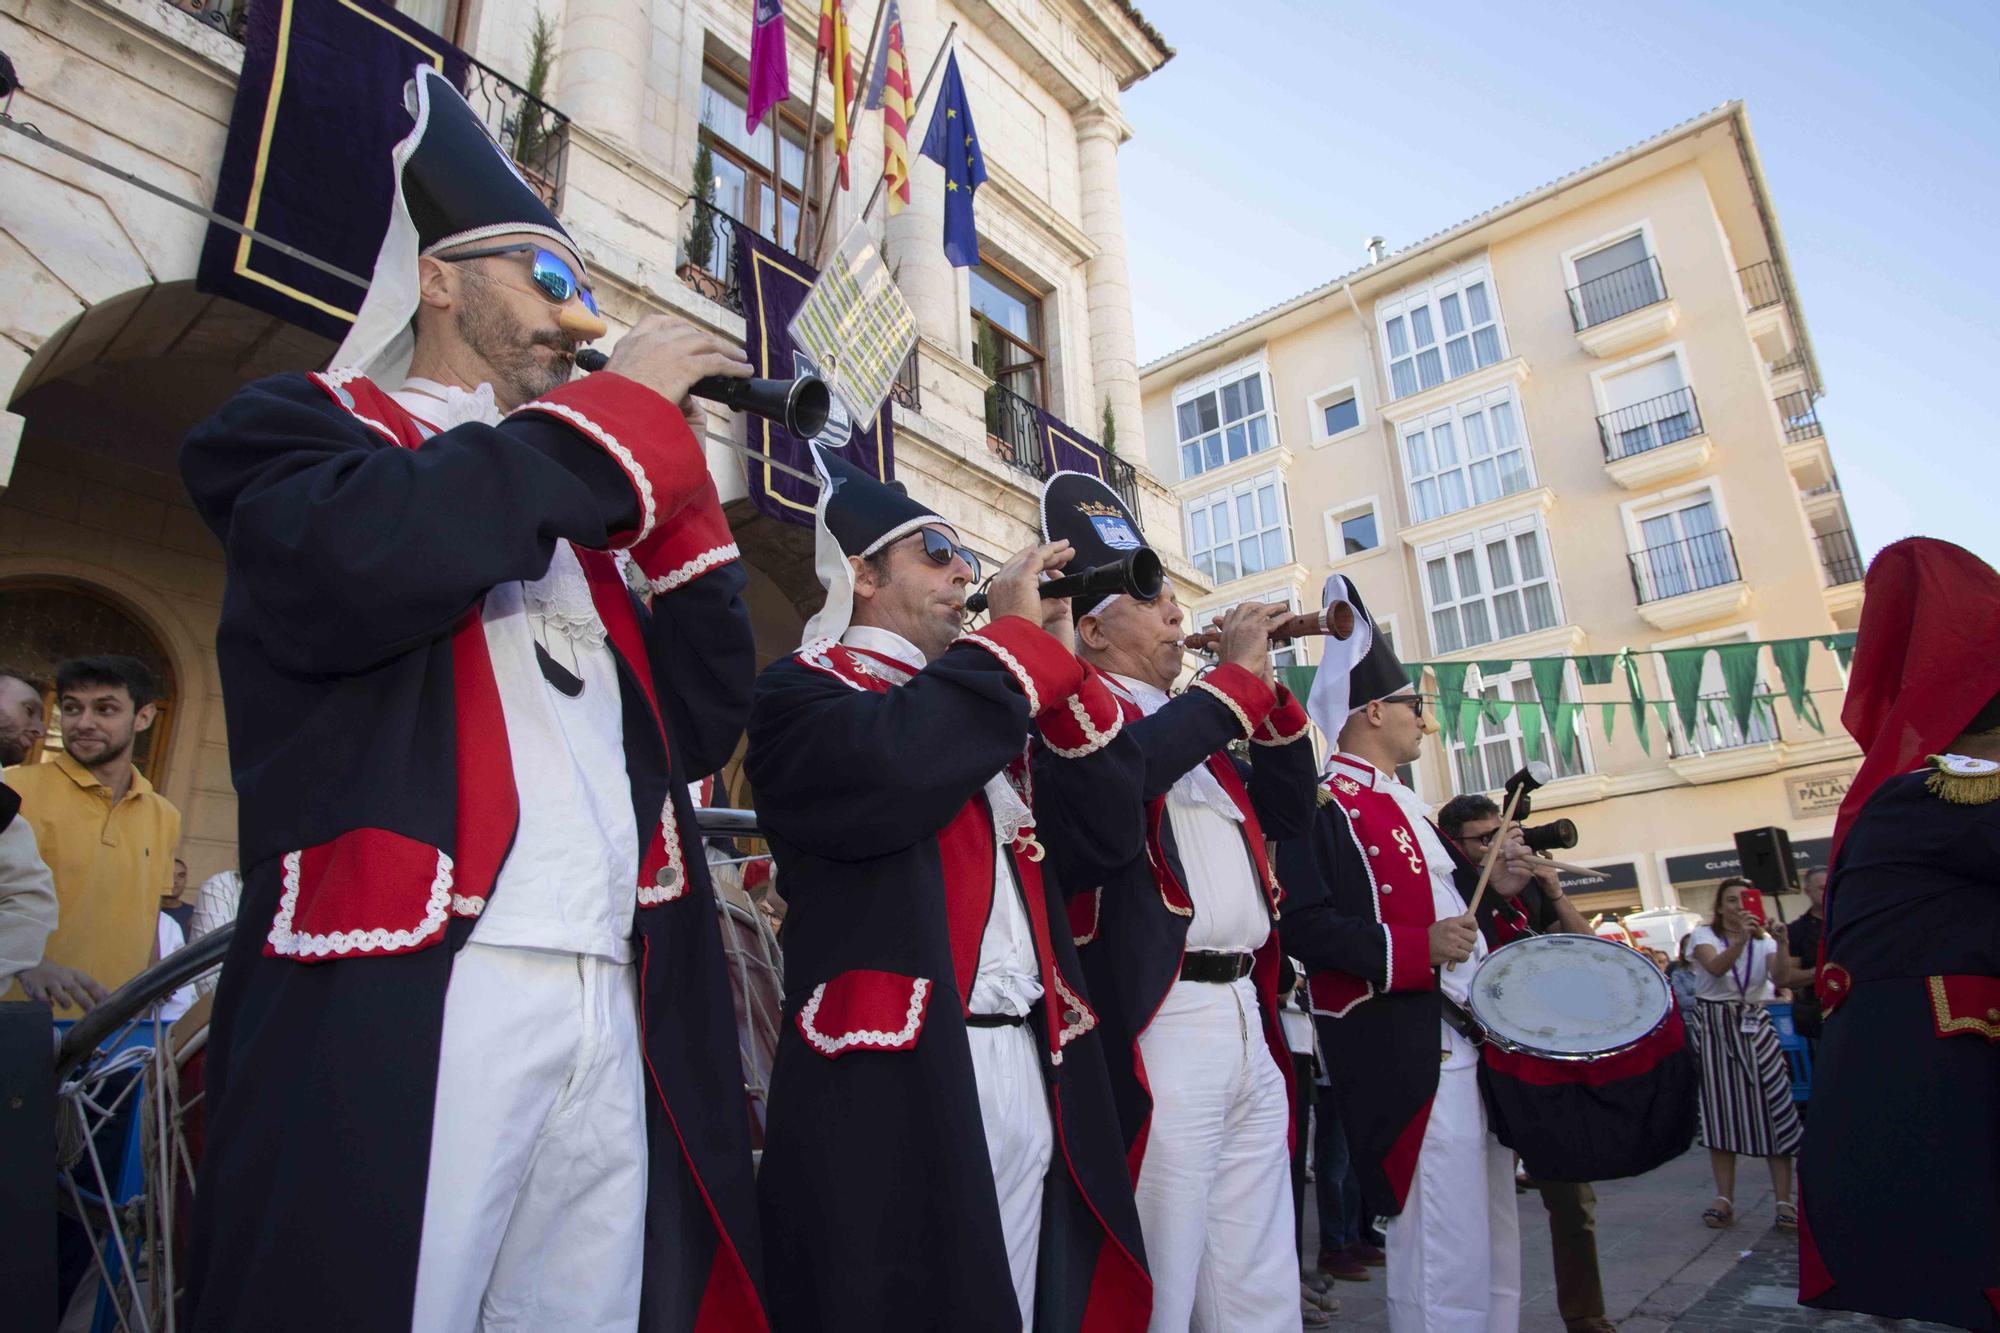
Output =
[
  {"x1": 966, "y1": 1010, "x2": 1029, "y2": 1028},
  {"x1": 1179, "y1": 950, "x2": 1255, "y2": 984}
]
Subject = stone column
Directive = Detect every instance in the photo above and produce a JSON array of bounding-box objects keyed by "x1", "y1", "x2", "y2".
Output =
[
  {"x1": 557, "y1": 0, "x2": 649, "y2": 152},
  {"x1": 1075, "y1": 104, "x2": 1143, "y2": 455},
  {"x1": 882, "y1": 0, "x2": 960, "y2": 350}
]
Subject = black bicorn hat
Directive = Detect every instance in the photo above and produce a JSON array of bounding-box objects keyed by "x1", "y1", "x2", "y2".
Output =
[
  {"x1": 800, "y1": 443, "x2": 950, "y2": 645},
  {"x1": 333, "y1": 65, "x2": 585, "y2": 382},
  {"x1": 1038, "y1": 470, "x2": 1150, "y2": 617},
  {"x1": 1306, "y1": 573, "x2": 1412, "y2": 739}
]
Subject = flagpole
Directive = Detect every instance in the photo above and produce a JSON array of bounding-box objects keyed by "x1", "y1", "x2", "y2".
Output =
[
  {"x1": 805, "y1": 0, "x2": 890, "y2": 270},
  {"x1": 792, "y1": 19, "x2": 825, "y2": 256},
  {"x1": 858, "y1": 19, "x2": 957, "y2": 231},
  {"x1": 769, "y1": 104, "x2": 787, "y2": 247}
]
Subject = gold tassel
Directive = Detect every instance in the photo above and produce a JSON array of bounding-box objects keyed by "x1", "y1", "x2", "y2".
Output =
[{"x1": 1925, "y1": 754, "x2": 2000, "y2": 805}]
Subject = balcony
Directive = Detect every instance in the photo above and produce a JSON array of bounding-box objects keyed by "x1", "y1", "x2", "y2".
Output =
[
  {"x1": 679, "y1": 206, "x2": 748, "y2": 315},
  {"x1": 1776, "y1": 391, "x2": 1824, "y2": 443},
  {"x1": 987, "y1": 383, "x2": 1138, "y2": 509},
  {"x1": 1598, "y1": 386, "x2": 1712, "y2": 489},
  {"x1": 1817, "y1": 528, "x2": 1864, "y2": 587},
  {"x1": 1568, "y1": 256, "x2": 1676, "y2": 357},
  {"x1": 1738, "y1": 261, "x2": 1785, "y2": 312},
  {"x1": 1629, "y1": 529, "x2": 1750, "y2": 629}
]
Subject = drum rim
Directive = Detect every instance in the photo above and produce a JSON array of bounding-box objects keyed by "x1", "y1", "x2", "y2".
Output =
[{"x1": 1466, "y1": 932, "x2": 1673, "y2": 1060}]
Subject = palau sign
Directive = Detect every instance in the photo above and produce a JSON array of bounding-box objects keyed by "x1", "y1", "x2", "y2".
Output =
[{"x1": 1786, "y1": 768, "x2": 1854, "y2": 821}]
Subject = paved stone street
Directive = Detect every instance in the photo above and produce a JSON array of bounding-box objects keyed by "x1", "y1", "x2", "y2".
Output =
[{"x1": 1299, "y1": 1145, "x2": 1957, "y2": 1329}]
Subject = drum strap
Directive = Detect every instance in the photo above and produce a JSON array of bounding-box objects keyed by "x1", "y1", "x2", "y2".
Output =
[{"x1": 1441, "y1": 997, "x2": 1486, "y2": 1046}]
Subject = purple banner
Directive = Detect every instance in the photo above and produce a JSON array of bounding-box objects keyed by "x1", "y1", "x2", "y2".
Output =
[
  {"x1": 197, "y1": 0, "x2": 469, "y2": 342},
  {"x1": 735, "y1": 225, "x2": 895, "y2": 526},
  {"x1": 1041, "y1": 408, "x2": 1119, "y2": 489}
]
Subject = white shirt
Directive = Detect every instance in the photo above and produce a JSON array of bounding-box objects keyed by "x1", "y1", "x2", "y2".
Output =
[
  {"x1": 844, "y1": 627, "x2": 1042, "y2": 1017},
  {"x1": 1337, "y1": 752, "x2": 1485, "y2": 1063},
  {"x1": 1112, "y1": 674, "x2": 1270, "y2": 954},
  {"x1": 155, "y1": 915, "x2": 195, "y2": 1023},
  {"x1": 394, "y1": 382, "x2": 641, "y2": 964},
  {"x1": 1688, "y1": 925, "x2": 1778, "y2": 1003}
]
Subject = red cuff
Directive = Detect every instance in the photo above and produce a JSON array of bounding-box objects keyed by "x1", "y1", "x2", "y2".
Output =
[
  {"x1": 1385, "y1": 923, "x2": 1436, "y2": 993},
  {"x1": 626, "y1": 475, "x2": 739, "y2": 595},
  {"x1": 1189, "y1": 663, "x2": 1277, "y2": 739},
  {"x1": 1040, "y1": 663, "x2": 1126, "y2": 758},
  {"x1": 509, "y1": 372, "x2": 710, "y2": 549},
  {"x1": 1253, "y1": 683, "x2": 1311, "y2": 747},
  {"x1": 953, "y1": 617, "x2": 1085, "y2": 718}
]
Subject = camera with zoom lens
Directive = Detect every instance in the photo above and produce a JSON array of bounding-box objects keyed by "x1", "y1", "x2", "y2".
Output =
[{"x1": 1503, "y1": 762, "x2": 1580, "y2": 853}]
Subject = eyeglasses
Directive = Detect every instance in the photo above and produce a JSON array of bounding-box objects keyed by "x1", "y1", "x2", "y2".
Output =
[
  {"x1": 1386, "y1": 694, "x2": 1426, "y2": 719},
  {"x1": 912, "y1": 527, "x2": 980, "y2": 580},
  {"x1": 440, "y1": 243, "x2": 598, "y2": 314}
]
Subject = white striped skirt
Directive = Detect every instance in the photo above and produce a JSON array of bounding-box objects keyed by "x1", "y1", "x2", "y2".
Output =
[{"x1": 1688, "y1": 999, "x2": 1804, "y2": 1158}]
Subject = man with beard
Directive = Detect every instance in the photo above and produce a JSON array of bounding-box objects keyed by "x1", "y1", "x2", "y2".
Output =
[
  {"x1": 5, "y1": 656, "x2": 176, "y2": 1015},
  {"x1": 0, "y1": 667, "x2": 58, "y2": 991},
  {"x1": 178, "y1": 69, "x2": 766, "y2": 1331}
]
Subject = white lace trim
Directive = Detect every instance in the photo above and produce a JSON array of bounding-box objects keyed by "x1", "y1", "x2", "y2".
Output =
[
  {"x1": 1051, "y1": 969, "x2": 1098, "y2": 1056},
  {"x1": 395, "y1": 377, "x2": 500, "y2": 431},
  {"x1": 1380, "y1": 921, "x2": 1395, "y2": 994},
  {"x1": 799, "y1": 976, "x2": 932, "y2": 1055},
  {"x1": 1072, "y1": 887, "x2": 1102, "y2": 946},
  {"x1": 638, "y1": 795, "x2": 689, "y2": 905},
  {"x1": 524, "y1": 541, "x2": 609, "y2": 648},
  {"x1": 512, "y1": 399, "x2": 658, "y2": 542},
  {"x1": 1191, "y1": 675, "x2": 1256, "y2": 739},
  {"x1": 451, "y1": 893, "x2": 486, "y2": 917},
  {"x1": 955, "y1": 630, "x2": 1041, "y2": 716},
  {"x1": 1253, "y1": 710, "x2": 1311, "y2": 747},
  {"x1": 311, "y1": 369, "x2": 402, "y2": 447},
  {"x1": 1043, "y1": 691, "x2": 1123, "y2": 759},
  {"x1": 643, "y1": 543, "x2": 740, "y2": 595},
  {"x1": 269, "y1": 847, "x2": 455, "y2": 958}
]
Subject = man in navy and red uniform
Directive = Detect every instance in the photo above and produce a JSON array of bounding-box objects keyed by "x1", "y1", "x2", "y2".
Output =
[
  {"x1": 180, "y1": 69, "x2": 764, "y2": 1331},
  {"x1": 747, "y1": 449, "x2": 1150, "y2": 1332},
  {"x1": 1798, "y1": 537, "x2": 2000, "y2": 1330},
  {"x1": 1048, "y1": 471, "x2": 1317, "y2": 1332},
  {"x1": 1275, "y1": 575, "x2": 1533, "y2": 1333}
]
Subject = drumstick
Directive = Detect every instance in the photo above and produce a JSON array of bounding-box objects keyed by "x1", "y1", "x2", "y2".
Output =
[{"x1": 1446, "y1": 781, "x2": 1530, "y2": 972}]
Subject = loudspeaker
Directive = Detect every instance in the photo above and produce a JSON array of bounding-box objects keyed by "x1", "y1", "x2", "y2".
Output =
[{"x1": 1732, "y1": 826, "x2": 1797, "y2": 898}]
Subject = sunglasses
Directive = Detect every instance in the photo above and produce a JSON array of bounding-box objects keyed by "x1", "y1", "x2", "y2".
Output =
[
  {"x1": 910, "y1": 527, "x2": 980, "y2": 580},
  {"x1": 441, "y1": 243, "x2": 598, "y2": 314},
  {"x1": 1386, "y1": 694, "x2": 1427, "y2": 718}
]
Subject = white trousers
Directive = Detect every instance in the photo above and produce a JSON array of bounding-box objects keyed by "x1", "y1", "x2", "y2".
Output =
[
  {"x1": 1133, "y1": 978, "x2": 1299, "y2": 1333},
  {"x1": 1383, "y1": 1052, "x2": 1521, "y2": 1333},
  {"x1": 411, "y1": 943, "x2": 649, "y2": 1333},
  {"x1": 969, "y1": 1022, "x2": 1055, "y2": 1330}
]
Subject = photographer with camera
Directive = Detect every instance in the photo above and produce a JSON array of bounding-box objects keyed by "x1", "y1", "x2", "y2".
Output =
[{"x1": 1438, "y1": 796, "x2": 1612, "y2": 1333}]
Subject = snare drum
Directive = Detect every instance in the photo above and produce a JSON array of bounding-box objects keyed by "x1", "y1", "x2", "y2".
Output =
[{"x1": 1467, "y1": 933, "x2": 1698, "y2": 1183}]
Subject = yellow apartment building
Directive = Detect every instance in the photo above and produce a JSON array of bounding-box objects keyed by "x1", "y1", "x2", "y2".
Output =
[{"x1": 1138, "y1": 103, "x2": 1863, "y2": 925}]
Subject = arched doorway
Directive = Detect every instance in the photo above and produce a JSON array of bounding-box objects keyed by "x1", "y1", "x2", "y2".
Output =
[{"x1": 0, "y1": 580, "x2": 180, "y2": 780}]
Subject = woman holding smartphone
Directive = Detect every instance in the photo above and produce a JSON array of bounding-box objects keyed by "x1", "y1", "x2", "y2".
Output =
[{"x1": 1686, "y1": 876, "x2": 1804, "y2": 1231}]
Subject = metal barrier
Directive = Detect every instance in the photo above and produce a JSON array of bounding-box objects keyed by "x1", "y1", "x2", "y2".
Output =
[
  {"x1": 1567, "y1": 255, "x2": 1668, "y2": 330},
  {"x1": 1597, "y1": 386, "x2": 1704, "y2": 461},
  {"x1": 1628, "y1": 529, "x2": 1741, "y2": 604}
]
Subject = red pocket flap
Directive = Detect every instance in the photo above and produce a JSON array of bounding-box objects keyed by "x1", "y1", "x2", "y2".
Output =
[
  {"x1": 268, "y1": 828, "x2": 456, "y2": 961},
  {"x1": 1930, "y1": 974, "x2": 2000, "y2": 1042},
  {"x1": 797, "y1": 969, "x2": 933, "y2": 1058}
]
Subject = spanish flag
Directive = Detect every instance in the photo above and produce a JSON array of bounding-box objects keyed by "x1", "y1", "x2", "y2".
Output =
[
  {"x1": 867, "y1": 0, "x2": 914, "y2": 214},
  {"x1": 818, "y1": 0, "x2": 854, "y2": 188}
]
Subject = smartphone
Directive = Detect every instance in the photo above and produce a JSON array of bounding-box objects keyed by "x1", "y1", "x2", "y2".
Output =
[{"x1": 1739, "y1": 887, "x2": 1768, "y2": 924}]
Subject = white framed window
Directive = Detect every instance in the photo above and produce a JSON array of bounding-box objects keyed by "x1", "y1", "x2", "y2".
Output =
[
  {"x1": 1567, "y1": 228, "x2": 1665, "y2": 329},
  {"x1": 1631, "y1": 488, "x2": 1738, "y2": 602},
  {"x1": 1448, "y1": 667, "x2": 1592, "y2": 796},
  {"x1": 1596, "y1": 348, "x2": 1699, "y2": 461},
  {"x1": 1378, "y1": 263, "x2": 1508, "y2": 400},
  {"x1": 1309, "y1": 379, "x2": 1365, "y2": 443},
  {"x1": 1323, "y1": 500, "x2": 1381, "y2": 561},
  {"x1": 1400, "y1": 387, "x2": 1534, "y2": 525},
  {"x1": 1175, "y1": 358, "x2": 1277, "y2": 480},
  {"x1": 1200, "y1": 589, "x2": 1307, "y2": 669},
  {"x1": 1184, "y1": 469, "x2": 1291, "y2": 586},
  {"x1": 1419, "y1": 516, "x2": 1561, "y2": 655}
]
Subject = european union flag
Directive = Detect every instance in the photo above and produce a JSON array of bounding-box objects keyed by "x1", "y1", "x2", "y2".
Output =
[{"x1": 919, "y1": 51, "x2": 985, "y2": 267}]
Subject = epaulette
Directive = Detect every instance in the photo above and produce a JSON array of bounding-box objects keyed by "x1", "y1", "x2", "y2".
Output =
[
  {"x1": 1924, "y1": 753, "x2": 2000, "y2": 805},
  {"x1": 1316, "y1": 786, "x2": 1335, "y2": 807}
]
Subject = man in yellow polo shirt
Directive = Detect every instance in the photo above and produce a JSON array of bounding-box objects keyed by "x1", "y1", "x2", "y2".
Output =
[{"x1": 6, "y1": 655, "x2": 181, "y2": 1016}]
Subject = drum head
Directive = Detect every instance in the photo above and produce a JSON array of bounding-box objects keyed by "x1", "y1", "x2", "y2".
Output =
[{"x1": 1467, "y1": 934, "x2": 1671, "y2": 1058}]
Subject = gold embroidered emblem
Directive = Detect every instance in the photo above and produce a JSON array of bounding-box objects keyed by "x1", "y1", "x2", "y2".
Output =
[{"x1": 1392, "y1": 826, "x2": 1423, "y2": 875}]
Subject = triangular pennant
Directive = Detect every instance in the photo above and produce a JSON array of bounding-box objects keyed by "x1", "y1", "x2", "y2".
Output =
[
  {"x1": 1431, "y1": 662, "x2": 1472, "y2": 735},
  {"x1": 1529, "y1": 657, "x2": 1568, "y2": 734},
  {"x1": 1576, "y1": 653, "x2": 1618, "y2": 686},
  {"x1": 1802, "y1": 690, "x2": 1826, "y2": 735},
  {"x1": 1663, "y1": 647, "x2": 1710, "y2": 736},
  {"x1": 1280, "y1": 664, "x2": 1318, "y2": 703},
  {"x1": 1483, "y1": 692, "x2": 1510, "y2": 728},
  {"x1": 1652, "y1": 700, "x2": 1674, "y2": 739},
  {"x1": 1600, "y1": 700, "x2": 1618, "y2": 746},
  {"x1": 1771, "y1": 638, "x2": 1813, "y2": 724},
  {"x1": 1517, "y1": 703, "x2": 1545, "y2": 763},
  {"x1": 1715, "y1": 642, "x2": 1764, "y2": 736},
  {"x1": 1823, "y1": 632, "x2": 1856, "y2": 670},
  {"x1": 1476, "y1": 659, "x2": 1516, "y2": 683},
  {"x1": 1405, "y1": 663, "x2": 1426, "y2": 692},
  {"x1": 1456, "y1": 697, "x2": 1483, "y2": 751},
  {"x1": 1555, "y1": 701, "x2": 1581, "y2": 765},
  {"x1": 1620, "y1": 649, "x2": 1650, "y2": 741}
]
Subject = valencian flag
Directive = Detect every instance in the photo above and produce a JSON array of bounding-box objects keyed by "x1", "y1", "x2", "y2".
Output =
[
  {"x1": 863, "y1": 0, "x2": 915, "y2": 215},
  {"x1": 818, "y1": 0, "x2": 855, "y2": 188},
  {"x1": 195, "y1": 0, "x2": 469, "y2": 341},
  {"x1": 919, "y1": 50, "x2": 985, "y2": 266},
  {"x1": 746, "y1": 0, "x2": 791, "y2": 133}
]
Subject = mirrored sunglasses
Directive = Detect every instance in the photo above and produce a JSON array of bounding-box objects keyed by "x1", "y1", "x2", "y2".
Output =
[
  {"x1": 916, "y1": 527, "x2": 980, "y2": 580},
  {"x1": 443, "y1": 242, "x2": 598, "y2": 315}
]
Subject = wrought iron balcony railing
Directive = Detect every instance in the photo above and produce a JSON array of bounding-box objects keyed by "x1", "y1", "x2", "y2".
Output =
[
  {"x1": 1598, "y1": 386, "x2": 1704, "y2": 461},
  {"x1": 1106, "y1": 455, "x2": 1140, "y2": 511},
  {"x1": 1738, "y1": 260, "x2": 1785, "y2": 312},
  {"x1": 889, "y1": 347, "x2": 921, "y2": 414},
  {"x1": 1628, "y1": 529, "x2": 1741, "y2": 605},
  {"x1": 1816, "y1": 528, "x2": 1865, "y2": 587},
  {"x1": 680, "y1": 204, "x2": 748, "y2": 315},
  {"x1": 1568, "y1": 255, "x2": 1668, "y2": 331},
  {"x1": 462, "y1": 57, "x2": 570, "y2": 211},
  {"x1": 987, "y1": 381, "x2": 1049, "y2": 483},
  {"x1": 1776, "y1": 391, "x2": 1824, "y2": 443}
]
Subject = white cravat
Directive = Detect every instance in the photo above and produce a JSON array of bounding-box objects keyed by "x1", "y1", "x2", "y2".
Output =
[
  {"x1": 843, "y1": 627, "x2": 1042, "y2": 1016},
  {"x1": 1111, "y1": 674, "x2": 1269, "y2": 954}
]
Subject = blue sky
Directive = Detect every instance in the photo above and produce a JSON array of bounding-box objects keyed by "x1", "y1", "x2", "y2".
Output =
[{"x1": 1117, "y1": 0, "x2": 2000, "y2": 566}]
